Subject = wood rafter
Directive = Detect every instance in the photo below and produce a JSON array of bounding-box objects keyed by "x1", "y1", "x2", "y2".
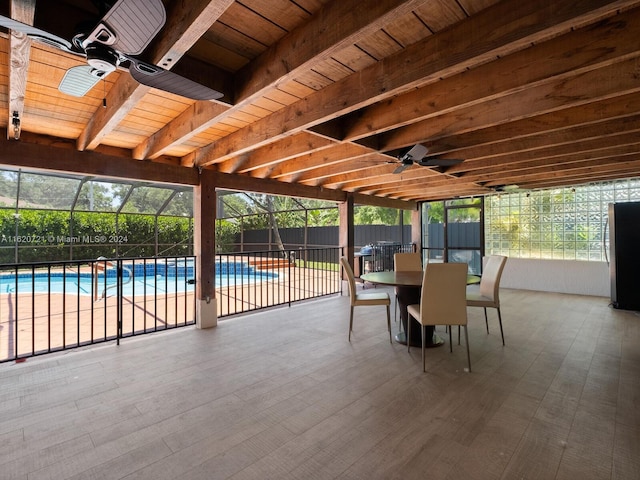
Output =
[{"x1": 2, "y1": 0, "x2": 640, "y2": 205}]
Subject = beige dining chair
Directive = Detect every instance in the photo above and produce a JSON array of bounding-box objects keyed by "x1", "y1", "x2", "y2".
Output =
[
  {"x1": 393, "y1": 252, "x2": 423, "y2": 326},
  {"x1": 466, "y1": 255, "x2": 507, "y2": 345},
  {"x1": 340, "y1": 257, "x2": 392, "y2": 343},
  {"x1": 407, "y1": 262, "x2": 470, "y2": 372}
]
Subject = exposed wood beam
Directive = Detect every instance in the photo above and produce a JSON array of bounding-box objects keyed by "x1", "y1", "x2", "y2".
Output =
[
  {"x1": 193, "y1": 0, "x2": 638, "y2": 167},
  {"x1": 250, "y1": 143, "x2": 375, "y2": 179},
  {"x1": 7, "y1": 0, "x2": 35, "y2": 141},
  {"x1": 133, "y1": 100, "x2": 230, "y2": 161},
  {"x1": 216, "y1": 132, "x2": 338, "y2": 174},
  {"x1": 234, "y1": 0, "x2": 431, "y2": 103},
  {"x1": 0, "y1": 134, "x2": 199, "y2": 185},
  {"x1": 482, "y1": 157, "x2": 640, "y2": 187},
  {"x1": 209, "y1": 170, "x2": 416, "y2": 210},
  {"x1": 379, "y1": 57, "x2": 640, "y2": 153},
  {"x1": 342, "y1": 6, "x2": 640, "y2": 142},
  {"x1": 150, "y1": 0, "x2": 428, "y2": 162}
]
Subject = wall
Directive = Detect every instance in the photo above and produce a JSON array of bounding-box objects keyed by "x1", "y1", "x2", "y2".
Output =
[{"x1": 500, "y1": 258, "x2": 610, "y2": 297}]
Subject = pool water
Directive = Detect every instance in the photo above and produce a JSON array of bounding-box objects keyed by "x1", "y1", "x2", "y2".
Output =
[{"x1": 0, "y1": 261, "x2": 278, "y2": 296}]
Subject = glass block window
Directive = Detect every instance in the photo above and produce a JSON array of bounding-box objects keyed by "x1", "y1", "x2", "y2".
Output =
[{"x1": 484, "y1": 179, "x2": 640, "y2": 261}]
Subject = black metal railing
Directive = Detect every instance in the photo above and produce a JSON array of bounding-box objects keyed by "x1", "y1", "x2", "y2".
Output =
[
  {"x1": 0, "y1": 256, "x2": 196, "y2": 363},
  {"x1": 0, "y1": 248, "x2": 345, "y2": 362},
  {"x1": 215, "y1": 247, "x2": 342, "y2": 317}
]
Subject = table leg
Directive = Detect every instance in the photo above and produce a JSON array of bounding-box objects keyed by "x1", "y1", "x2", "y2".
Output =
[{"x1": 394, "y1": 285, "x2": 444, "y2": 347}]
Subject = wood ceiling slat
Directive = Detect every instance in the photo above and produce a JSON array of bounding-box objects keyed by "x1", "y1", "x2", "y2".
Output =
[
  {"x1": 240, "y1": 0, "x2": 312, "y2": 32},
  {"x1": 383, "y1": 12, "x2": 432, "y2": 47},
  {"x1": 414, "y1": 0, "x2": 468, "y2": 31},
  {"x1": 199, "y1": 24, "x2": 265, "y2": 66},
  {"x1": 3, "y1": 0, "x2": 640, "y2": 205},
  {"x1": 355, "y1": 30, "x2": 403, "y2": 61},
  {"x1": 188, "y1": 38, "x2": 250, "y2": 71},
  {"x1": 329, "y1": 45, "x2": 376, "y2": 72},
  {"x1": 197, "y1": 0, "x2": 637, "y2": 167},
  {"x1": 309, "y1": 58, "x2": 354, "y2": 83},
  {"x1": 218, "y1": 3, "x2": 287, "y2": 48},
  {"x1": 456, "y1": 0, "x2": 501, "y2": 16}
]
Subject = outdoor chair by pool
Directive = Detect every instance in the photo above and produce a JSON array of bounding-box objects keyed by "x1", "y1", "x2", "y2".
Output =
[
  {"x1": 340, "y1": 257, "x2": 391, "y2": 343},
  {"x1": 466, "y1": 255, "x2": 508, "y2": 345},
  {"x1": 407, "y1": 263, "x2": 470, "y2": 372}
]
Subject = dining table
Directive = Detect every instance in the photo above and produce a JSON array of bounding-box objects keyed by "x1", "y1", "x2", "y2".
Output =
[{"x1": 359, "y1": 270, "x2": 480, "y2": 347}]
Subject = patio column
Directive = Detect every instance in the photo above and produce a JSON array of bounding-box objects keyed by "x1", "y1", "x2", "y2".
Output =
[
  {"x1": 339, "y1": 194, "x2": 355, "y2": 277},
  {"x1": 194, "y1": 169, "x2": 217, "y2": 329}
]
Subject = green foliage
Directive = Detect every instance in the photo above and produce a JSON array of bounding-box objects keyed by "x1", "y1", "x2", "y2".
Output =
[
  {"x1": 0, "y1": 207, "x2": 196, "y2": 263},
  {"x1": 354, "y1": 206, "x2": 400, "y2": 225},
  {"x1": 215, "y1": 219, "x2": 240, "y2": 253}
]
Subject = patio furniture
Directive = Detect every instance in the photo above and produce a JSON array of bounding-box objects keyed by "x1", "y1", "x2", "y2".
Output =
[
  {"x1": 340, "y1": 257, "x2": 392, "y2": 343},
  {"x1": 407, "y1": 263, "x2": 470, "y2": 372}
]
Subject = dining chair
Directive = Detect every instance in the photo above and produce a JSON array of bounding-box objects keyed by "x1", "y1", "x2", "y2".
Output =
[
  {"x1": 466, "y1": 255, "x2": 507, "y2": 345},
  {"x1": 393, "y1": 252, "x2": 423, "y2": 326},
  {"x1": 340, "y1": 257, "x2": 392, "y2": 343},
  {"x1": 407, "y1": 262, "x2": 470, "y2": 372}
]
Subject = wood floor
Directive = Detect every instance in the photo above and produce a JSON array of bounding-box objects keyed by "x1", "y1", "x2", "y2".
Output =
[{"x1": 1, "y1": 287, "x2": 639, "y2": 479}]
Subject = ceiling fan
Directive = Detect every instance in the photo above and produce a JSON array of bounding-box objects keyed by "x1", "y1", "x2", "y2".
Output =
[
  {"x1": 0, "y1": 0, "x2": 224, "y2": 100},
  {"x1": 392, "y1": 144, "x2": 464, "y2": 174}
]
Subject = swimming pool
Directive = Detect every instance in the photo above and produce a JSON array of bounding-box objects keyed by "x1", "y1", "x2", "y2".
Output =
[{"x1": 0, "y1": 261, "x2": 279, "y2": 296}]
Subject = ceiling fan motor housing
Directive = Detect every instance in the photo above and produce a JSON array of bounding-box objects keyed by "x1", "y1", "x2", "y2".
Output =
[{"x1": 85, "y1": 43, "x2": 119, "y2": 73}]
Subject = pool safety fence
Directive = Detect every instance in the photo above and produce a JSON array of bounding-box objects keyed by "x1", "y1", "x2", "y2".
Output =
[
  {"x1": 0, "y1": 248, "x2": 343, "y2": 362},
  {"x1": 215, "y1": 247, "x2": 342, "y2": 317},
  {"x1": 0, "y1": 256, "x2": 197, "y2": 363}
]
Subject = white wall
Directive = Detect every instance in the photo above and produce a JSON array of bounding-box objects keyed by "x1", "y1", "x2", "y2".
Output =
[{"x1": 500, "y1": 258, "x2": 610, "y2": 297}]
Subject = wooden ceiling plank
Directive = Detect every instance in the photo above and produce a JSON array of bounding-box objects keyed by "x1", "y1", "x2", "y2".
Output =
[
  {"x1": 148, "y1": 0, "x2": 431, "y2": 162},
  {"x1": 133, "y1": 100, "x2": 230, "y2": 161},
  {"x1": 455, "y1": 131, "x2": 640, "y2": 176},
  {"x1": 235, "y1": 0, "x2": 431, "y2": 102},
  {"x1": 344, "y1": 5, "x2": 640, "y2": 142},
  {"x1": 77, "y1": 0, "x2": 235, "y2": 152},
  {"x1": 444, "y1": 109, "x2": 640, "y2": 172},
  {"x1": 251, "y1": 143, "x2": 374, "y2": 179},
  {"x1": 421, "y1": 92, "x2": 640, "y2": 160},
  {"x1": 217, "y1": 132, "x2": 338, "y2": 174},
  {"x1": 482, "y1": 157, "x2": 640, "y2": 186},
  {"x1": 195, "y1": 0, "x2": 639, "y2": 167},
  {"x1": 380, "y1": 56, "x2": 640, "y2": 153}
]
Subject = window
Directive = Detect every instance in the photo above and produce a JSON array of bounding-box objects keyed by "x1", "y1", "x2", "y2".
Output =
[{"x1": 484, "y1": 179, "x2": 640, "y2": 261}]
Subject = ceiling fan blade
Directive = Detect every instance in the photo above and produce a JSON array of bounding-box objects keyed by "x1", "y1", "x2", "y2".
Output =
[
  {"x1": 84, "y1": 0, "x2": 165, "y2": 55},
  {"x1": 0, "y1": 14, "x2": 77, "y2": 54},
  {"x1": 127, "y1": 57, "x2": 224, "y2": 100},
  {"x1": 418, "y1": 157, "x2": 464, "y2": 167},
  {"x1": 405, "y1": 144, "x2": 428, "y2": 161},
  {"x1": 393, "y1": 163, "x2": 412, "y2": 174},
  {"x1": 58, "y1": 65, "x2": 106, "y2": 97}
]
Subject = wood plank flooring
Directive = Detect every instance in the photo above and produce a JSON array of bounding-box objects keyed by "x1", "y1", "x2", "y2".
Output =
[{"x1": 0, "y1": 287, "x2": 639, "y2": 479}]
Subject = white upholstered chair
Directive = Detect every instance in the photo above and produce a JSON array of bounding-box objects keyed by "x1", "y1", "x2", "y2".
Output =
[
  {"x1": 466, "y1": 255, "x2": 507, "y2": 345},
  {"x1": 340, "y1": 257, "x2": 391, "y2": 343},
  {"x1": 407, "y1": 262, "x2": 470, "y2": 372}
]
